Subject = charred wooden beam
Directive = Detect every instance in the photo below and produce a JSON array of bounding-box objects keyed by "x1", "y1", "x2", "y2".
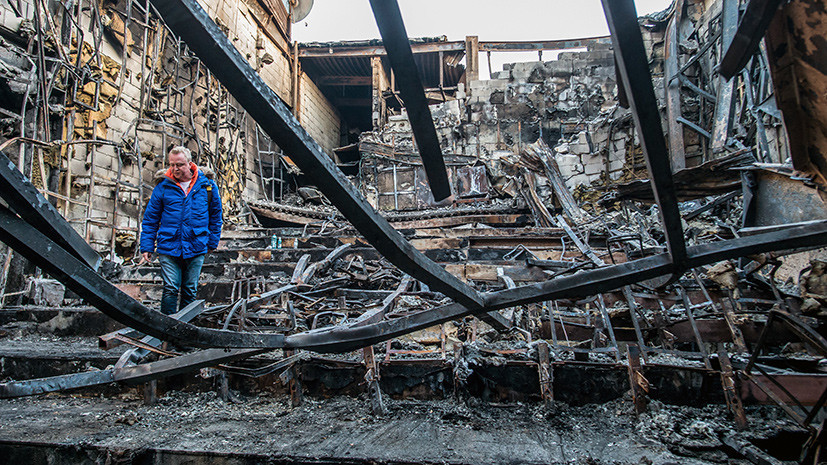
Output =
[{"x1": 368, "y1": 0, "x2": 451, "y2": 202}]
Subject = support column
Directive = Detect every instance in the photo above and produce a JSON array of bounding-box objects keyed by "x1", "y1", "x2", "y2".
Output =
[
  {"x1": 362, "y1": 345, "x2": 386, "y2": 415},
  {"x1": 718, "y1": 347, "x2": 748, "y2": 430},
  {"x1": 626, "y1": 344, "x2": 648, "y2": 415},
  {"x1": 371, "y1": 56, "x2": 389, "y2": 130},
  {"x1": 464, "y1": 36, "x2": 479, "y2": 84},
  {"x1": 281, "y1": 349, "x2": 303, "y2": 407},
  {"x1": 537, "y1": 341, "x2": 553, "y2": 407}
]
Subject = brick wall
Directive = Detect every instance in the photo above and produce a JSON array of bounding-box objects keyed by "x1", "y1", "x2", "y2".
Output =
[{"x1": 299, "y1": 73, "x2": 342, "y2": 155}]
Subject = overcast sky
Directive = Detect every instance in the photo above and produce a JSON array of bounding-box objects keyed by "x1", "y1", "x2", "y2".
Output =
[{"x1": 293, "y1": 1, "x2": 672, "y2": 78}]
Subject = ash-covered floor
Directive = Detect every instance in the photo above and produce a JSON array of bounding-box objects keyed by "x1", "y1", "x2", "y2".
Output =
[{"x1": 0, "y1": 391, "x2": 806, "y2": 464}]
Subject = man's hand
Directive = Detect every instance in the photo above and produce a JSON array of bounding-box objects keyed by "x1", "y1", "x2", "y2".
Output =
[{"x1": 140, "y1": 252, "x2": 152, "y2": 264}]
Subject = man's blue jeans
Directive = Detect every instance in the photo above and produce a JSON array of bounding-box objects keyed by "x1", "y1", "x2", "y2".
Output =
[{"x1": 158, "y1": 254, "x2": 206, "y2": 315}]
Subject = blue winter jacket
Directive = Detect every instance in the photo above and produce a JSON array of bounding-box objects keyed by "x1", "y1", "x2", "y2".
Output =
[{"x1": 140, "y1": 164, "x2": 223, "y2": 259}]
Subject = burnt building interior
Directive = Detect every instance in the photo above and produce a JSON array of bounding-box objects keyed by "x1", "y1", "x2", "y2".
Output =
[{"x1": 0, "y1": 0, "x2": 826, "y2": 463}]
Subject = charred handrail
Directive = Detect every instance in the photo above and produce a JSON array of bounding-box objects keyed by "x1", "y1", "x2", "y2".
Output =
[{"x1": 368, "y1": 0, "x2": 451, "y2": 202}]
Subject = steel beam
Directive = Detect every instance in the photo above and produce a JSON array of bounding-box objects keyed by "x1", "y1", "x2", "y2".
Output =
[
  {"x1": 719, "y1": 0, "x2": 785, "y2": 80},
  {"x1": 602, "y1": 0, "x2": 687, "y2": 270},
  {"x1": 0, "y1": 150, "x2": 101, "y2": 270},
  {"x1": 664, "y1": 0, "x2": 686, "y2": 170},
  {"x1": 148, "y1": 0, "x2": 482, "y2": 310},
  {"x1": 368, "y1": 0, "x2": 451, "y2": 201}
]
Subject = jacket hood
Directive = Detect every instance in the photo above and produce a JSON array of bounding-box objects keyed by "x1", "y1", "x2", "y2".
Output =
[{"x1": 153, "y1": 164, "x2": 214, "y2": 186}]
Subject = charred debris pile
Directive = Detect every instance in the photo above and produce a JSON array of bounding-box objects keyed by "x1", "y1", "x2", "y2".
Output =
[{"x1": 0, "y1": 0, "x2": 826, "y2": 463}]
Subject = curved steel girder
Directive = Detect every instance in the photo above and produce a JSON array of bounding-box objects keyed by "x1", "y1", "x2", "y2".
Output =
[
  {"x1": 0, "y1": 206, "x2": 285, "y2": 349},
  {"x1": 368, "y1": 0, "x2": 452, "y2": 201},
  {"x1": 147, "y1": 0, "x2": 483, "y2": 311},
  {"x1": 286, "y1": 220, "x2": 827, "y2": 352},
  {"x1": 0, "y1": 152, "x2": 101, "y2": 270},
  {"x1": 2, "y1": 196, "x2": 827, "y2": 352}
]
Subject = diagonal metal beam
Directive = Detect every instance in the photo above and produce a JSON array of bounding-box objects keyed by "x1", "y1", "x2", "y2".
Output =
[
  {"x1": 3, "y1": 185, "x2": 827, "y2": 353},
  {"x1": 148, "y1": 0, "x2": 482, "y2": 310},
  {"x1": 719, "y1": 0, "x2": 785, "y2": 80},
  {"x1": 0, "y1": 151, "x2": 101, "y2": 270},
  {"x1": 602, "y1": 0, "x2": 687, "y2": 271},
  {"x1": 368, "y1": 0, "x2": 451, "y2": 202}
]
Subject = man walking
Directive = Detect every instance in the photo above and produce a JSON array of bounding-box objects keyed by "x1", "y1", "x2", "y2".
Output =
[{"x1": 141, "y1": 146, "x2": 222, "y2": 315}]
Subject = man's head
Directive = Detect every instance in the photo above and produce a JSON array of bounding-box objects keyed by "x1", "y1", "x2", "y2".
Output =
[{"x1": 168, "y1": 146, "x2": 193, "y2": 183}]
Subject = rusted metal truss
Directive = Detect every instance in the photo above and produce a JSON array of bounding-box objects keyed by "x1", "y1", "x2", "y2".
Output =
[{"x1": 0, "y1": 0, "x2": 825, "y2": 362}]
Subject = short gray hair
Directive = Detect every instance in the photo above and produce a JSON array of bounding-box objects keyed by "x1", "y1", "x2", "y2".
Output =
[{"x1": 168, "y1": 146, "x2": 191, "y2": 162}]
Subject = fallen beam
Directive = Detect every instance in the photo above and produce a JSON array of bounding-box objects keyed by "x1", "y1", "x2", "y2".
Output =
[
  {"x1": 284, "y1": 220, "x2": 827, "y2": 352},
  {"x1": 0, "y1": 348, "x2": 269, "y2": 398}
]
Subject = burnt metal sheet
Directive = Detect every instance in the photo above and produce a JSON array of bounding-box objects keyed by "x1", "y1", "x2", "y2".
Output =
[
  {"x1": 765, "y1": 0, "x2": 827, "y2": 184},
  {"x1": 368, "y1": 0, "x2": 451, "y2": 201},
  {"x1": 602, "y1": 0, "x2": 687, "y2": 271},
  {"x1": 148, "y1": 0, "x2": 483, "y2": 310},
  {"x1": 456, "y1": 166, "x2": 489, "y2": 198},
  {"x1": 750, "y1": 170, "x2": 827, "y2": 227},
  {"x1": 0, "y1": 151, "x2": 101, "y2": 270}
]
